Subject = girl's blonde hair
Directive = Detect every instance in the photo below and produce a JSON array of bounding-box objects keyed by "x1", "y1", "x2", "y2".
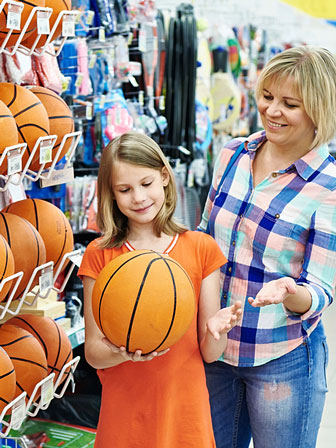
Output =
[
  {"x1": 255, "y1": 46, "x2": 336, "y2": 149},
  {"x1": 97, "y1": 131, "x2": 187, "y2": 248}
]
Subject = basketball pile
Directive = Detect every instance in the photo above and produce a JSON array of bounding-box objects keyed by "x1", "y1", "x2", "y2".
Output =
[
  {"x1": 0, "y1": 314, "x2": 73, "y2": 413},
  {"x1": 0, "y1": 198, "x2": 74, "y2": 301},
  {"x1": 0, "y1": 82, "x2": 74, "y2": 174},
  {"x1": 0, "y1": 0, "x2": 72, "y2": 49}
]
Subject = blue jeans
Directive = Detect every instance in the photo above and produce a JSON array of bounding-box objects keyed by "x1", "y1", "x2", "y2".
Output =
[{"x1": 204, "y1": 322, "x2": 329, "y2": 448}]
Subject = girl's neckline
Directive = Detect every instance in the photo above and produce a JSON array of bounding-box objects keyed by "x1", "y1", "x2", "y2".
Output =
[{"x1": 124, "y1": 234, "x2": 179, "y2": 254}]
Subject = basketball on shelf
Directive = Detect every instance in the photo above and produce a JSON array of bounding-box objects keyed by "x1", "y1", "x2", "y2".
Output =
[
  {"x1": 0, "y1": 99, "x2": 18, "y2": 175},
  {"x1": 0, "y1": 212, "x2": 46, "y2": 300},
  {"x1": 0, "y1": 83, "x2": 49, "y2": 171},
  {"x1": 5, "y1": 314, "x2": 73, "y2": 386},
  {"x1": 92, "y1": 250, "x2": 196, "y2": 354},
  {"x1": 0, "y1": 235, "x2": 15, "y2": 303},
  {"x1": 0, "y1": 324, "x2": 48, "y2": 402},
  {"x1": 22, "y1": 0, "x2": 72, "y2": 48},
  {"x1": 26, "y1": 86, "x2": 75, "y2": 171},
  {"x1": 0, "y1": 347, "x2": 16, "y2": 414},
  {"x1": 2, "y1": 198, "x2": 74, "y2": 274},
  {"x1": 0, "y1": 0, "x2": 46, "y2": 47}
]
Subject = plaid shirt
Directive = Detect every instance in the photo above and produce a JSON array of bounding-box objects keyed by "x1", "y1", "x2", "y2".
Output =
[{"x1": 199, "y1": 131, "x2": 336, "y2": 367}]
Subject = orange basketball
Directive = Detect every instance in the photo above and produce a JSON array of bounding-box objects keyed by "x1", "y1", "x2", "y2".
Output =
[
  {"x1": 0, "y1": 324, "x2": 48, "y2": 402},
  {"x1": 5, "y1": 314, "x2": 73, "y2": 386},
  {"x1": 0, "y1": 212, "x2": 46, "y2": 300},
  {"x1": 0, "y1": 83, "x2": 49, "y2": 170},
  {"x1": 2, "y1": 198, "x2": 74, "y2": 274},
  {"x1": 92, "y1": 250, "x2": 196, "y2": 354},
  {"x1": 26, "y1": 86, "x2": 75, "y2": 171},
  {"x1": 0, "y1": 346, "x2": 16, "y2": 413},
  {"x1": 0, "y1": 0, "x2": 45, "y2": 47},
  {"x1": 22, "y1": 0, "x2": 72, "y2": 48},
  {"x1": 0, "y1": 99, "x2": 18, "y2": 175},
  {"x1": 0, "y1": 235, "x2": 15, "y2": 303}
]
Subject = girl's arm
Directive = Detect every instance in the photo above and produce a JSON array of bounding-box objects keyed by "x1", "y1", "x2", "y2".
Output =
[
  {"x1": 198, "y1": 269, "x2": 242, "y2": 363},
  {"x1": 83, "y1": 276, "x2": 165, "y2": 368}
]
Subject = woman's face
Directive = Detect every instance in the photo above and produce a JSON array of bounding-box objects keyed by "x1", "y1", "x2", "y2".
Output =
[{"x1": 257, "y1": 76, "x2": 315, "y2": 152}]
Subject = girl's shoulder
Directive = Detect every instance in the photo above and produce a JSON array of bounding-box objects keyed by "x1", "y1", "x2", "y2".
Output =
[{"x1": 179, "y1": 230, "x2": 221, "y2": 249}]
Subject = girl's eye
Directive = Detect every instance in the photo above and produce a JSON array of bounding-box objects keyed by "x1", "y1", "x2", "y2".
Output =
[
  {"x1": 143, "y1": 182, "x2": 152, "y2": 187},
  {"x1": 119, "y1": 188, "x2": 130, "y2": 193},
  {"x1": 264, "y1": 94, "x2": 273, "y2": 100},
  {"x1": 285, "y1": 102, "x2": 298, "y2": 108}
]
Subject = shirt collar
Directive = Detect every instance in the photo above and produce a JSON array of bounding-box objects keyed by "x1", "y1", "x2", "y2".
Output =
[{"x1": 245, "y1": 131, "x2": 331, "y2": 180}]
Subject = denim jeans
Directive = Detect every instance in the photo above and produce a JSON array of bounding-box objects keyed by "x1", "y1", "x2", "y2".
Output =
[{"x1": 204, "y1": 322, "x2": 328, "y2": 448}]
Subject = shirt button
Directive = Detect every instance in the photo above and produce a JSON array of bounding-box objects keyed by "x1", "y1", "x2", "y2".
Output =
[
  {"x1": 232, "y1": 241, "x2": 235, "y2": 246},
  {"x1": 228, "y1": 267, "x2": 232, "y2": 273},
  {"x1": 272, "y1": 172, "x2": 277, "y2": 178},
  {"x1": 275, "y1": 213, "x2": 280, "y2": 219}
]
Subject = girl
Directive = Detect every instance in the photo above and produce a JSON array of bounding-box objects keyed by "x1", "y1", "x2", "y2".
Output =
[{"x1": 78, "y1": 131, "x2": 242, "y2": 448}]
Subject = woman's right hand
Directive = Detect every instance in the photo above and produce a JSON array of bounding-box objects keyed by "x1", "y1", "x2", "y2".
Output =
[{"x1": 102, "y1": 338, "x2": 170, "y2": 362}]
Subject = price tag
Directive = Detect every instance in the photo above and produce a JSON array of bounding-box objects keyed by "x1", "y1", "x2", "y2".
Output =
[
  {"x1": 86, "y1": 102, "x2": 93, "y2": 120},
  {"x1": 62, "y1": 15, "x2": 75, "y2": 37},
  {"x1": 75, "y1": 72, "x2": 83, "y2": 88},
  {"x1": 7, "y1": 4, "x2": 22, "y2": 30},
  {"x1": 76, "y1": 328, "x2": 85, "y2": 345},
  {"x1": 37, "y1": 10, "x2": 50, "y2": 35},
  {"x1": 88, "y1": 52, "x2": 97, "y2": 69},
  {"x1": 39, "y1": 138, "x2": 53, "y2": 164},
  {"x1": 159, "y1": 95, "x2": 165, "y2": 111},
  {"x1": 98, "y1": 26, "x2": 105, "y2": 42},
  {"x1": 99, "y1": 94, "x2": 106, "y2": 109},
  {"x1": 138, "y1": 90, "x2": 144, "y2": 107},
  {"x1": 11, "y1": 396, "x2": 26, "y2": 430},
  {"x1": 86, "y1": 10, "x2": 95, "y2": 25},
  {"x1": 7, "y1": 149, "x2": 22, "y2": 175},
  {"x1": 39, "y1": 266, "x2": 54, "y2": 293},
  {"x1": 61, "y1": 76, "x2": 71, "y2": 92},
  {"x1": 41, "y1": 376, "x2": 54, "y2": 406},
  {"x1": 138, "y1": 27, "x2": 147, "y2": 52}
]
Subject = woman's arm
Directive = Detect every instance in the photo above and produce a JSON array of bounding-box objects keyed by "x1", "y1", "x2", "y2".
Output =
[
  {"x1": 198, "y1": 269, "x2": 242, "y2": 363},
  {"x1": 83, "y1": 276, "x2": 164, "y2": 368}
]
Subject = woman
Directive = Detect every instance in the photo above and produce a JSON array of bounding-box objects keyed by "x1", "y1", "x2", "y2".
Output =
[{"x1": 199, "y1": 46, "x2": 336, "y2": 448}]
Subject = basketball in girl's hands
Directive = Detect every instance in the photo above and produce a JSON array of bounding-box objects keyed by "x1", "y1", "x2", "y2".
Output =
[
  {"x1": 0, "y1": 99, "x2": 18, "y2": 175},
  {"x1": 2, "y1": 198, "x2": 73, "y2": 274},
  {"x1": 0, "y1": 347, "x2": 16, "y2": 413},
  {"x1": 25, "y1": 86, "x2": 75, "y2": 171},
  {"x1": 0, "y1": 212, "x2": 46, "y2": 300},
  {"x1": 5, "y1": 314, "x2": 73, "y2": 386},
  {"x1": 0, "y1": 324, "x2": 48, "y2": 401},
  {"x1": 0, "y1": 235, "x2": 15, "y2": 303},
  {"x1": 22, "y1": 0, "x2": 72, "y2": 48},
  {"x1": 0, "y1": 83, "x2": 49, "y2": 170},
  {"x1": 0, "y1": 0, "x2": 46, "y2": 47},
  {"x1": 92, "y1": 250, "x2": 196, "y2": 354}
]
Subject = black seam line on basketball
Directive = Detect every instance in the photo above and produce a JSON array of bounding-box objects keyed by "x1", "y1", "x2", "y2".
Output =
[
  {"x1": 0, "y1": 397, "x2": 10, "y2": 405},
  {"x1": 16, "y1": 381, "x2": 31, "y2": 400},
  {"x1": 49, "y1": 115, "x2": 73, "y2": 120},
  {"x1": 16, "y1": 127, "x2": 31, "y2": 155},
  {"x1": 0, "y1": 334, "x2": 34, "y2": 346},
  {"x1": 6, "y1": 84, "x2": 17, "y2": 109},
  {"x1": 98, "y1": 251, "x2": 155, "y2": 331},
  {"x1": 27, "y1": 220, "x2": 42, "y2": 266},
  {"x1": 140, "y1": 258, "x2": 178, "y2": 355},
  {"x1": 0, "y1": 368, "x2": 15, "y2": 380},
  {"x1": 0, "y1": 115, "x2": 13, "y2": 118},
  {"x1": 125, "y1": 255, "x2": 168, "y2": 352},
  {"x1": 9, "y1": 357, "x2": 48, "y2": 370},
  {"x1": 0, "y1": 213, "x2": 11, "y2": 247},
  {"x1": 53, "y1": 320, "x2": 62, "y2": 367},
  {"x1": 19, "y1": 124, "x2": 49, "y2": 134},
  {"x1": 32, "y1": 198, "x2": 39, "y2": 230},
  {"x1": 12, "y1": 316, "x2": 48, "y2": 357},
  {"x1": 13, "y1": 102, "x2": 42, "y2": 118},
  {"x1": 53, "y1": 214, "x2": 68, "y2": 268},
  {"x1": 0, "y1": 238, "x2": 9, "y2": 282}
]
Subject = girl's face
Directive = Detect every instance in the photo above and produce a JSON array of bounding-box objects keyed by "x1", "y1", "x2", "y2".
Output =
[
  {"x1": 111, "y1": 161, "x2": 169, "y2": 228},
  {"x1": 257, "y1": 76, "x2": 315, "y2": 153}
]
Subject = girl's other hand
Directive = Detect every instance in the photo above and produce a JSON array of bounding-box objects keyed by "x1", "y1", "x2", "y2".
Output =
[
  {"x1": 102, "y1": 338, "x2": 170, "y2": 362},
  {"x1": 207, "y1": 301, "x2": 243, "y2": 341}
]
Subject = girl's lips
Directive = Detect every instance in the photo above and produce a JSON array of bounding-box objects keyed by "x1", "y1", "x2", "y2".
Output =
[{"x1": 133, "y1": 204, "x2": 152, "y2": 213}]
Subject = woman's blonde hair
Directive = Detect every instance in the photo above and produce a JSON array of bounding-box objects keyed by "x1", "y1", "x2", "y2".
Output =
[
  {"x1": 255, "y1": 46, "x2": 336, "y2": 149},
  {"x1": 97, "y1": 131, "x2": 187, "y2": 248}
]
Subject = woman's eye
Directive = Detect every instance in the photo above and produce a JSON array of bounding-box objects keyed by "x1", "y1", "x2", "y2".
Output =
[{"x1": 285, "y1": 102, "x2": 298, "y2": 108}]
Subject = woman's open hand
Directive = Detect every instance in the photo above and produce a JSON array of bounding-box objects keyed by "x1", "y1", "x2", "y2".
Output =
[{"x1": 248, "y1": 277, "x2": 297, "y2": 307}]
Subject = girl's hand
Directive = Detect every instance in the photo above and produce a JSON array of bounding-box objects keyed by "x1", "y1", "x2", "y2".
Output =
[
  {"x1": 206, "y1": 301, "x2": 243, "y2": 341},
  {"x1": 248, "y1": 277, "x2": 297, "y2": 307},
  {"x1": 102, "y1": 338, "x2": 170, "y2": 362}
]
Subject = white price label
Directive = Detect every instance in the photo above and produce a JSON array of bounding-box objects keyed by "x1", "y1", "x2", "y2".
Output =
[
  {"x1": 76, "y1": 328, "x2": 85, "y2": 345},
  {"x1": 7, "y1": 4, "x2": 22, "y2": 30},
  {"x1": 39, "y1": 139, "x2": 53, "y2": 164},
  {"x1": 11, "y1": 396, "x2": 26, "y2": 430},
  {"x1": 98, "y1": 26, "x2": 105, "y2": 42},
  {"x1": 41, "y1": 376, "x2": 54, "y2": 406},
  {"x1": 7, "y1": 149, "x2": 22, "y2": 175},
  {"x1": 88, "y1": 52, "x2": 97, "y2": 69},
  {"x1": 138, "y1": 27, "x2": 147, "y2": 52},
  {"x1": 86, "y1": 10, "x2": 95, "y2": 25},
  {"x1": 62, "y1": 15, "x2": 75, "y2": 37},
  {"x1": 39, "y1": 267, "x2": 54, "y2": 293},
  {"x1": 37, "y1": 11, "x2": 50, "y2": 35},
  {"x1": 86, "y1": 102, "x2": 93, "y2": 120}
]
